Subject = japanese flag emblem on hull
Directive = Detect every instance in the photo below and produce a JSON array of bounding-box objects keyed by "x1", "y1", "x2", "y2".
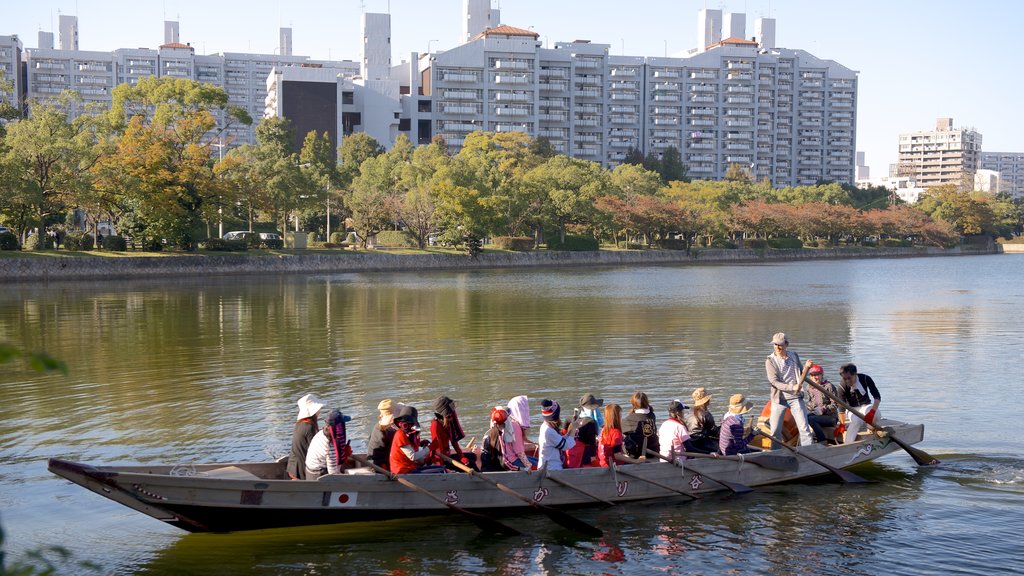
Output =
[{"x1": 329, "y1": 492, "x2": 358, "y2": 507}]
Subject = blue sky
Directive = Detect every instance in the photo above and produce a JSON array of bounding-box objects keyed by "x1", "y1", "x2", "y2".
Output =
[{"x1": 6, "y1": 0, "x2": 1022, "y2": 176}]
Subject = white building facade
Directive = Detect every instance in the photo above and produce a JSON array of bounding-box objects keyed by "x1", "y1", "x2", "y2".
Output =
[
  {"x1": 980, "y1": 152, "x2": 1024, "y2": 199},
  {"x1": 897, "y1": 117, "x2": 982, "y2": 190}
]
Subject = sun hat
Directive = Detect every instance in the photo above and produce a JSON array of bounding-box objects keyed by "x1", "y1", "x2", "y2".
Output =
[
  {"x1": 727, "y1": 393, "x2": 753, "y2": 415},
  {"x1": 809, "y1": 364, "x2": 824, "y2": 375},
  {"x1": 771, "y1": 332, "x2": 788, "y2": 346},
  {"x1": 296, "y1": 393, "x2": 325, "y2": 421},
  {"x1": 579, "y1": 393, "x2": 604, "y2": 408},
  {"x1": 691, "y1": 387, "x2": 712, "y2": 407}
]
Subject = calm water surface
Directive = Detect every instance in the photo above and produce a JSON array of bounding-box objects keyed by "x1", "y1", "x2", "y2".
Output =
[{"x1": 2, "y1": 255, "x2": 1023, "y2": 575}]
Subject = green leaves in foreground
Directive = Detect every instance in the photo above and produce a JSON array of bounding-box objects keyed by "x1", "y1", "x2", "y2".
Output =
[{"x1": 0, "y1": 344, "x2": 67, "y2": 375}]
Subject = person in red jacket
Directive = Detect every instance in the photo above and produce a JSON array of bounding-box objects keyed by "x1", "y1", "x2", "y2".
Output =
[
  {"x1": 390, "y1": 406, "x2": 430, "y2": 474},
  {"x1": 430, "y1": 396, "x2": 470, "y2": 467}
]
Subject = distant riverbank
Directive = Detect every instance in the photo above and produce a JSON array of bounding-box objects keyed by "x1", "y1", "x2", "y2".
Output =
[{"x1": 0, "y1": 244, "x2": 1003, "y2": 282}]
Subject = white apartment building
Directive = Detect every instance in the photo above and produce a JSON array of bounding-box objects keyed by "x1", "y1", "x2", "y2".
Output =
[
  {"x1": 980, "y1": 152, "x2": 1024, "y2": 199},
  {"x1": 18, "y1": 18, "x2": 358, "y2": 148},
  {"x1": 416, "y1": 9, "x2": 858, "y2": 184},
  {"x1": 897, "y1": 117, "x2": 982, "y2": 190},
  {"x1": 0, "y1": 34, "x2": 22, "y2": 110}
]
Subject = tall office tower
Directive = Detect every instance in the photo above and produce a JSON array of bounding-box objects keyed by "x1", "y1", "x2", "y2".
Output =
[
  {"x1": 754, "y1": 17, "x2": 775, "y2": 49},
  {"x1": 59, "y1": 14, "x2": 78, "y2": 50},
  {"x1": 463, "y1": 0, "x2": 499, "y2": 42},
  {"x1": 280, "y1": 27, "x2": 292, "y2": 56},
  {"x1": 0, "y1": 35, "x2": 23, "y2": 111},
  {"x1": 164, "y1": 21, "x2": 180, "y2": 45},
  {"x1": 897, "y1": 118, "x2": 982, "y2": 190},
  {"x1": 361, "y1": 12, "x2": 391, "y2": 81},
  {"x1": 38, "y1": 31, "x2": 54, "y2": 50},
  {"x1": 724, "y1": 12, "x2": 746, "y2": 39},
  {"x1": 697, "y1": 9, "x2": 722, "y2": 52}
]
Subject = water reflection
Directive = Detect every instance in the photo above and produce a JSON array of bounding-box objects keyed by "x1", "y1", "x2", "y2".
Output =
[{"x1": 2, "y1": 256, "x2": 1023, "y2": 574}]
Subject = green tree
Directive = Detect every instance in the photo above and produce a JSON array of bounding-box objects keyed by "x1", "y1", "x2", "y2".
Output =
[
  {"x1": 396, "y1": 139, "x2": 449, "y2": 248},
  {"x1": 3, "y1": 92, "x2": 95, "y2": 249},
  {"x1": 659, "y1": 145, "x2": 688, "y2": 183},
  {"x1": 525, "y1": 155, "x2": 609, "y2": 243},
  {"x1": 299, "y1": 130, "x2": 340, "y2": 236},
  {"x1": 916, "y1": 185, "x2": 996, "y2": 237},
  {"x1": 346, "y1": 135, "x2": 413, "y2": 248}
]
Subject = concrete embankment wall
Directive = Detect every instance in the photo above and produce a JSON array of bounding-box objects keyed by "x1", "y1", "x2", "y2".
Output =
[{"x1": 0, "y1": 245, "x2": 999, "y2": 283}]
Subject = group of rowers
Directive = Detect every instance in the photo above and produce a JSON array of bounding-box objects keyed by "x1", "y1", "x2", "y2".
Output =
[{"x1": 286, "y1": 332, "x2": 883, "y2": 479}]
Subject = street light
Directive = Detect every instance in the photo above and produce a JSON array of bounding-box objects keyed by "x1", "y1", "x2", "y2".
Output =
[{"x1": 212, "y1": 135, "x2": 226, "y2": 238}]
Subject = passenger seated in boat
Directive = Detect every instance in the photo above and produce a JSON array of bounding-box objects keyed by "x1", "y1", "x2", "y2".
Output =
[
  {"x1": 659, "y1": 400, "x2": 696, "y2": 464},
  {"x1": 685, "y1": 388, "x2": 720, "y2": 454},
  {"x1": 837, "y1": 364, "x2": 882, "y2": 444},
  {"x1": 506, "y1": 395, "x2": 536, "y2": 470},
  {"x1": 719, "y1": 394, "x2": 758, "y2": 456},
  {"x1": 565, "y1": 393, "x2": 602, "y2": 468},
  {"x1": 538, "y1": 399, "x2": 576, "y2": 470},
  {"x1": 429, "y1": 396, "x2": 471, "y2": 468},
  {"x1": 390, "y1": 406, "x2": 437, "y2": 474},
  {"x1": 480, "y1": 406, "x2": 518, "y2": 471},
  {"x1": 622, "y1": 392, "x2": 660, "y2": 459},
  {"x1": 598, "y1": 403, "x2": 644, "y2": 467},
  {"x1": 368, "y1": 399, "x2": 402, "y2": 470},
  {"x1": 287, "y1": 393, "x2": 324, "y2": 480},
  {"x1": 305, "y1": 409, "x2": 353, "y2": 479},
  {"x1": 805, "y1": 365, "x2": 840, "y2": 444}
]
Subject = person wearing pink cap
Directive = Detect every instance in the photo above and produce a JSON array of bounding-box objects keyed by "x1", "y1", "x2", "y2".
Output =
[{"x1": 806, "y1": 364, "x2": 840, "y2": 443}]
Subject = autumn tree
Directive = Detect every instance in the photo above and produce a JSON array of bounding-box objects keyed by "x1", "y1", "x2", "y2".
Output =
[{"x1": 346, "y1": 135, "x2": 413, "y2": 248}]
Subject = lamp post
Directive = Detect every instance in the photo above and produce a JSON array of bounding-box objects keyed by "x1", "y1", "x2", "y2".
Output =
[{"x1": 212, "y1": 135, "x2": 226, "y2": 237}]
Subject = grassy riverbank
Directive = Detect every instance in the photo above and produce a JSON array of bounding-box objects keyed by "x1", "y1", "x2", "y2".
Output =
[{"x1": 0, "y1": 243, "x2": 1002, "y2": 283}]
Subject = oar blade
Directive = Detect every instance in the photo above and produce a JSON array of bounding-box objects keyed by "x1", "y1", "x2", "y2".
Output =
[
  {"x1": 542, "y1": 506, "x2": 604, "y2": 537},
  {"x1": 717, "y1": 479, "x2": 754, "y2": 494},
  {"x1": 463, "y1": 509, "x2": 523, "y2": 536},
  {"x1": 886, "y1": 433, "x2": 940, "y2": 466},
  {"x1": 835, "y1": 468, "x2": 870, "y2": 484}
]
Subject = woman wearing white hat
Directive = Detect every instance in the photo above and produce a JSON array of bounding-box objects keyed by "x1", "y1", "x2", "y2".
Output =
[{"x1": 287, "y1": 393, "x2": 324, "y2": 480}]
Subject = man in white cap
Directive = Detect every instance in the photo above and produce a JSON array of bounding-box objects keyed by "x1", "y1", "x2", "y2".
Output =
[
  {"x1": 287, "y1": 393, "x2": 324, "y2": 480},
  {"x1": 765, "y1": 332, "x2": 815, "y2": 448}
]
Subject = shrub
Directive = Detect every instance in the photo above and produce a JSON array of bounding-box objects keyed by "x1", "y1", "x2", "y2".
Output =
[
  {"x1": 141, "y1": 237, "x2": 163, "y2": 252},
  {"x1": 859, "y1": 239, "x2": 877, "y2": 247},
  {"x1": 881, "y1": 238, "x2": 911, "y2": 248},
  {"x1": 745, "y1": 238, "x2": 768, "y2": 249},
  {"x1": 329, "y1": 231, "x2": 347, "y2": 244},
  {"x1": 0, "y1": 231, "x2": 18, "y2": 251},
  {"x1": 815, "y1": 239, "x2": 831, "y2": 248},
  {"x1": 306, "y1": 232, "x2": 318, "y2": 247},
  {"x1": 547, "y1": 235, "x2": 599, "y2": 251},
  {"x1": 616, "y1": 241, "x2": 646, "y2": 250},
  {"x1": 708, "y1": 238, "x2": 737, "y2": 249},
  {"x1": 767, "y1": 237, "x2": 803, "y2": 249},
  {"x1": 203, "y1": 238, "x2": 248, "y2": 251},
  {"x1": 375, "y1": 230, "x2": 417, "y2": 248},
  {"x1": 63, "y1": 233, "x2": 94, "y2": 251},
  {"x1": 23, "y1": 233, "x2": 54, "y2": 250},
  {"x1": 656, "y1": 238, "x2": 689, "y2": 251},
  {"x1": 102, "y1": 235, "x2": 128, "y2": 251},
  {"x1": 492, "y1": 236, "x2": 534, "y2": 251}
]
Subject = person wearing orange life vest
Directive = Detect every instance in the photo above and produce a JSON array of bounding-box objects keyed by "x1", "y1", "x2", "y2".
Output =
[
  {"x1": 389, "y1": 406, "x2": 431, "y2": 474},
  {"x1": 837, "y1": 363, "x2": 882, "y2": 444}
]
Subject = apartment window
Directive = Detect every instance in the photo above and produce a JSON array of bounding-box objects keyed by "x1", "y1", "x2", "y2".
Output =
[
  {"x1": 418, "y1": 99, "x2": 431, "y2": 112},
  {"x1": 342, "y1": 91, "x2": 354, "y2": 105}
]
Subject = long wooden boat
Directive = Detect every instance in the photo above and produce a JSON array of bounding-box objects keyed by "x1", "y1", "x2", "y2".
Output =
[{"x1": 48, "y1": 419, "x2": 925, "y2": 534}]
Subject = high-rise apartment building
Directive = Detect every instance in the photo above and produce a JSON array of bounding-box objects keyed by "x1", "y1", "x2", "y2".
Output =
[
  {"x1": 0, "y1": 34, "x2": 23, "y2": 110},
  {"x1": 897, "y1": 117, "x2": 982, "y2": 190},
  {"x1": 980, "y1": 152, "x2": 1024, "y2": 199}
]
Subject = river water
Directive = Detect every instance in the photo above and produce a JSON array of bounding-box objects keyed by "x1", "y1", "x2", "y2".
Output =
[{"x1": 1, "y1": 255, "x2": 1022, "y2": 575}]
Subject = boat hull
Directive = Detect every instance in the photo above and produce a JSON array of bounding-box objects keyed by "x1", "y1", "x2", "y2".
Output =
[{"x1": 49, "y1": 421, "x2": 924, "y2": 533}]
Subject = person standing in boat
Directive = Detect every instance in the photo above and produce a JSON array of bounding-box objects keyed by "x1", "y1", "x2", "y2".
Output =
[
  {"x1": 685, "y1": 387, "x2": 720, "y2": 453},
  {"x1": 537, "y1": 399, "x2": 576, "y2": 470},
  {"x1": 506, "y1": 395, "x2": 535, "y2": 470},
  {"x1": 805, "y1": 365, "x2": 840, "y2": 443},
  {"x1": 837, "y1": 363, "x2": 882, "y2": 444},
  {"x1": 390, "y1": 406, "x2": 433, "y2": 474},
  {"x1": 368, "y1": 399, "x2": 402, "y2": 470},
  {"x1": 287, "y1": 393, "x2": 324, "y2": 480},
  {"x1": 305, "y1": 409, "x2": 353, "y2": 479},
  {"x1": 659, "y1": 400, "x2": 695, "y2": 464},
  {"x1": 719, "y1": 393, "x2": 757, "y2": 455},
  {"x1": 622, "y1": 391, "x2": 659, "y2": 458},
  {"x1": 765, "y1": 332, "x2": 816, "y2": 448},
  {"x1": 429, "y1": 396, "x2": 471, "y2": 468}
]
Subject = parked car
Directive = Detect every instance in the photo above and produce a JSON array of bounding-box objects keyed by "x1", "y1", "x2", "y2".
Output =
[
  {"x1": 222, "y1": 231, "x2": 255, "y2": 241},
  {"x1": 258, "y1": 232, "x2": 284, "y2": 249},
  {"x1": 0, "y1": 226, "x2": 11, "y2": 235}
]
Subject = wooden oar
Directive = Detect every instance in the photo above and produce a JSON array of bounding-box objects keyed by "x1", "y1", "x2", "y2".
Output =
[
  {"x1": 754, "y1": 431, "x2": 868, "y2": 484},
  {"x1": 803, "y1": 377, "x2": 939, "y2": 466},
  {"x1": 680, "y1": 450, "x2": 799, "y2": 472},
  {"x1": 352, "y1": 455, "x2": 521, "y2": 536},
  {"x1": 438, "y1": 453, "x2": 603, "y2": 537},
  {"x1": 645, "y1": 449, "x2": 753, "y2": 494},
  {"x1": 609, "y1": 460, "x2": 696, "y2": 500}
]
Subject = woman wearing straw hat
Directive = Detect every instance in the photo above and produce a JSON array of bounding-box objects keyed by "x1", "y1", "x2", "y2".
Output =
[
  {"x1": 287, "y1": 393, "x2": 325, "y2": 480},
  {"x1": 719, "y1": 393, "x2": 757, "y2": 456},
  {"x1": 685, "y1": 387, "x2": 720, "y2": 454}
]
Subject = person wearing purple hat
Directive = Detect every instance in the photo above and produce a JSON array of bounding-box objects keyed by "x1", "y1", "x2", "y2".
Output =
[
  {"x1": 537, "y1": 399, "x2": 576, "y2": 470},
  {"x1": 305, "y1": 409, "x2": 353, "y2": 479},
  {"x1": 765, "y1": 332, "x2": 816, "y2": 448}
]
